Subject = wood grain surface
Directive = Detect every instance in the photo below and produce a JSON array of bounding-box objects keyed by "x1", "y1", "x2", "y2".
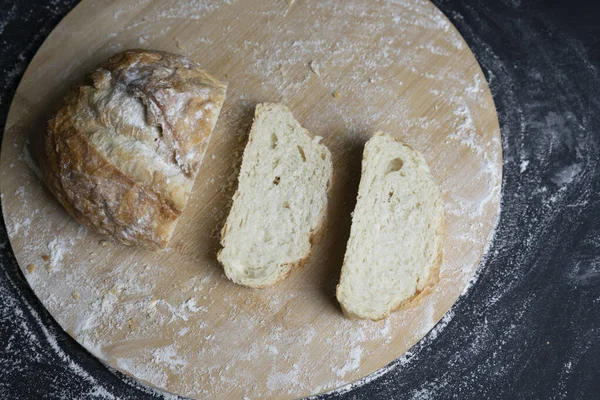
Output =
[{"x1": 0, "y1": 0, "x2": 502, "y2": 398}]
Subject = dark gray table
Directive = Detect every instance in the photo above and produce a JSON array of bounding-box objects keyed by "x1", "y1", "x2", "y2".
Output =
[{"x1": 1, "y1": 0, "x2": 599, "y2": 398}]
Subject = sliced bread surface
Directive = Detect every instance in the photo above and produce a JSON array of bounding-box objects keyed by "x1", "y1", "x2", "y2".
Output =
[
  {"x1": 218, "y1": 103, "x2": 333, "y2": 288},
  {"x1": 336, "y1": 132, "x2": 443, "y2": 320}
]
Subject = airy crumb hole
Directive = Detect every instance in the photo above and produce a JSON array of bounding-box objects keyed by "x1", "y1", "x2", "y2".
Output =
[
  {"x1": 271, "y1": 133, "x2": 278, "y2": 149},
  {"x1": 297, "y1": 145, "x2": 306, "y2": 162},
  {"x1": 273, "y1": 176, "x2": 281, "y2": 185},
  {"x1": 387, "y1": 158, "x2": 404, "y2": 173}
]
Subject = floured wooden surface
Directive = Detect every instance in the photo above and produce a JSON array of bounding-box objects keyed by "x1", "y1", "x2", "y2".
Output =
[{"x1": 0, "y1": 0, "x2": 502, "y2": 398}]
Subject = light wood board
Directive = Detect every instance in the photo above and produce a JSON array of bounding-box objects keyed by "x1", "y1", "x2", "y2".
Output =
[{"x1": 0, "y1": 0, "x2": 502, "y2": 398}]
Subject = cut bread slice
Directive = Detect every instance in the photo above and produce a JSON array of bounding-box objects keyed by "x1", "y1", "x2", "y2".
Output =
[
  {"x1": 218, "y1": 103, "x2": 333, "y2": 288},
  {"x1": 336, "y1": 132, "x2": 443, "y2": 320}
]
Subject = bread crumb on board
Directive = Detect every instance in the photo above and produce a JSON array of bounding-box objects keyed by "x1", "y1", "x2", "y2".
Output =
[
  {"x1": 309, "y1": 60, "x2": 321, "y2": 76},
  {"x1": 332, "y1": 90, "x2": 341, "y2": 99},
  {"x1": 174, "y1": 38, "x2": 186, "y2": 51},
  {"x1": 41, "y1": 254, "x2": 50, "y2": 262},
  {"x1": 72, "y1": 291, "x2": 80, "y2": 300},
  {"x1": 26, "y1": 264, "x2": 35, "y2": 274}
]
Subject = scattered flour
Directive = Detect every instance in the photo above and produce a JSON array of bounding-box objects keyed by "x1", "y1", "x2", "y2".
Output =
[
  {"x1": 47, "y1": 238, "x2": 66, "y2": 271},
  {"x1": 551, "y1": 163, "x2": 582, "y2": 187},
  {"x1": 449, "y1": 104, "x2": 481, "y2": 153},
  {"x1": 334, "y1": 347, "x2": 363, "y2": 377},
  {"x1": 153, "y1": 345, "x2": 188, "y2": 368},
  {"x1": 117, "y1": 357, "x2": 168, "y2": 388}
]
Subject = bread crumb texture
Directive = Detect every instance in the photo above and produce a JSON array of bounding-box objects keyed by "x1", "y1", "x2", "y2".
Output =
[
  {"x1": 337, "y1": 132, "x2": 443, "y2": 320},
  {"x1": 218, "y1": 103, "x2": 333, "y2": 288}
]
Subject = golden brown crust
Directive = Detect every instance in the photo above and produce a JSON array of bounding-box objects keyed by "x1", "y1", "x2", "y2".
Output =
[
  {"x1": 42, "y1": 50, "x2": 227, "y2": 250},
  {"x1": 43, "y1": 108, "x2": 178, "y2": 250}
]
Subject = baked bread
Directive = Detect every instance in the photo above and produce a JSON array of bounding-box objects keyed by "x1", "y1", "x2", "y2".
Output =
[
  {"x1": 41, "y1": 49, "x2": 227, "y2": 250},
  {"x1": 336, "y1": 132, "x2": 443, "y2": 320},
  {"x1": 218, "y1": 103, "x2": 332, "y2": 288}
]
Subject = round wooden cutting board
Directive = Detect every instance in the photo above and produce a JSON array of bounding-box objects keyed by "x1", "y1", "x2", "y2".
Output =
[{"x1": 0, "y1": 0, "x2": 502, "y2": 398}]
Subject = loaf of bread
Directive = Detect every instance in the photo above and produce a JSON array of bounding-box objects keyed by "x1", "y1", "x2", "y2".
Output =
[
  {"x1": 218, "y1": 103, "x2": 332, "y2": 288},
  {"x1": 41, "y1": 49, "x2": 227, "y2": 250},
  {"x1": 336, "y1": 132, "x2": 443, "y2": 320}
]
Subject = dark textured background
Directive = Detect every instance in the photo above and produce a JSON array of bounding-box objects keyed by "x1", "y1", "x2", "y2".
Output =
[{"x1": 1, "y1": 0, "x2": 599, "y2": 399}]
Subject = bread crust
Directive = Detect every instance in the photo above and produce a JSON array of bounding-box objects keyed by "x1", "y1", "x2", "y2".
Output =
[{"x1": 42, "y1": 50, "x2": 226, "y2": 250}]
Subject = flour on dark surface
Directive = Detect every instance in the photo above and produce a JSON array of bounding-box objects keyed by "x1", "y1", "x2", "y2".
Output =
[{"x1": 1, "y1": 0, "x2": 600, "y2": 399}]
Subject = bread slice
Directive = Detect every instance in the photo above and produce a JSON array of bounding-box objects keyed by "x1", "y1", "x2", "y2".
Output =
[
  {"x1": 218, "y1": 103, "x2": 333, "y2": 288},
  {"x1": 336, "y1": 132, "x2": 443, "y2": 320}
]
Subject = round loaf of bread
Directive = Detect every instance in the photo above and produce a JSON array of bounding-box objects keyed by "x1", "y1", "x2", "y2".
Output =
[{"x1": 41, "y1": 49, "x2": 227, "y2": 250}]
